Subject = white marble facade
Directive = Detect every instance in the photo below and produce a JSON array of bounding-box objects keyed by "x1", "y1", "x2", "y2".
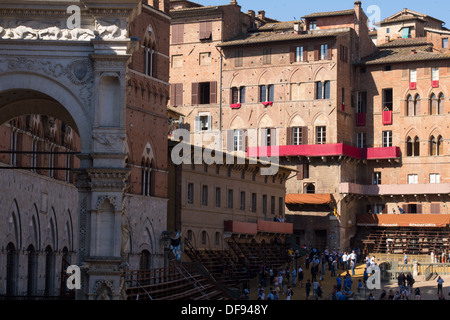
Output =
[{"x1": 0, "y1": 0, "x2": 167, "y2": 299}]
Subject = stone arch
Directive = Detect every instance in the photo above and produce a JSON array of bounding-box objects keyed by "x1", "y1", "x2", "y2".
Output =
[
  {"x1": 5, "y1": 199, "x2": 22, "y2": 250},
  {"x1": 313, "y1": 65, "x2": 328, "y2": 82},
  {"x1": 312, "y1": 112, "x2": 330, "y2": 126},
  {"x1": 62, "y1": 209, "x2": 74, "y2": 252},
  {"x1": 42, "y1": 207, "x2": 58, "y2": 250},
  {"x1": 27, "y1": 204, "x2": 41, "y2": 251},
  {"x1": 288, "y1": 113, "x2": 306, "y2": 127},
  {"x1": 257, "y1": 113, "x2": 273, "y2": 128},
  {"x1": 0, "y1": 72, "x2": 91, "y2": 152},
  {"x1": 137, "y1": 218, "x2": 156, "y2": 256},
  {"x1": 228, "y1": 114, "x2": 245, "y2": 129}
]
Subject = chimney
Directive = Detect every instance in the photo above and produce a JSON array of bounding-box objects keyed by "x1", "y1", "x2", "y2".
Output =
[
  {"x1": 248, "y1": 10, "x2": 255, "y2": 19},
  {"x1": 258, "y1": 10, "x2": 265, "y2": 20},
  {"x1": 354, "y1": 1, "x2": 362, "y2": 11},
  {"x1": 230, "y1": 0, "x2": 237, "y2": 5}
]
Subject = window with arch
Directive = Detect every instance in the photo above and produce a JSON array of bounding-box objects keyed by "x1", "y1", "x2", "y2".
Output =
[
  {"x1": 144, "y1": 25, "x2": 157, "y2": 78},
  {"x1": 44, "y1": 245, "x2": 56, "y2": 296},
  {"x1": 430, "y1": 93, "x2": 438, "y2": 115},
  {"x1": 430, "y1": 135, "x2": 444, "y2": 156},
  {"x1": 406, "y1": 136, "x2": 420, "y2": 157},
  {"x1": 438, "y1": 93, "x2": 445, "y2": 115},
  {"x1": 139, "y1": 250, "x2": 152, "y2": 270},
  {"x1": 407, "y1": 94, "x2": 421, "y2": 116},
  {"x1": 201, "y1": 231, "x2": 207, "y2": 246},
  {"x1": 6, "y1": 242, "x2": 18, "y2": 296},
  {"x1": 141, "y1": 158, "x2": 154, "y2": 196},
  {"x1": 214, "y1": 232, "x2": 220, "y2": 247},
  {"x1": 27, "y1": 244, "x2": 38, "y2": 296}
]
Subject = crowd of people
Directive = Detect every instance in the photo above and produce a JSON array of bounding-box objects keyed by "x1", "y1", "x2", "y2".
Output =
[{"x1": 240, "y1": 245, "x2": 450, "y2": 301}]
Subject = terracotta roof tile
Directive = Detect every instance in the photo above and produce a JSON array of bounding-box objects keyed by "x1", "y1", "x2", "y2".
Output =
[
  {"x1": 301, "y1": 9, "x2": 354, "y2": 19},
  {"x1": 218, "y1": 27, "x2": 351, "y2": 47}
]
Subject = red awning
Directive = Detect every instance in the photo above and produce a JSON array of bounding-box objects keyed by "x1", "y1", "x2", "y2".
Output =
[
  {"x1": 285, "y1": 194, "x2": 333, "y2": 205},
  {"x1": 357, "y1": 214, "x2": 450, "y2": 228}
]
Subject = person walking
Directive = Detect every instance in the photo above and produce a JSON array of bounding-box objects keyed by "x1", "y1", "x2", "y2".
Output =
[
  {"x1": 305, "y1": 279, "x2": 311, "y2": 300},
  {"x1": 437, "y1": 276, "x2": 444, "y2": 296},
  {"x1": 297, "y1": 266, "x2": 304, "y2": 288}
]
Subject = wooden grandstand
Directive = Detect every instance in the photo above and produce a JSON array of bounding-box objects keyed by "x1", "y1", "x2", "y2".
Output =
[
  {"x1": 122, "y1": 263, "x2": 233, "y2": 300},
  {"x1": 183, "y1": 237, "x2": 290, "y2": 289},
  {"x1": 362, "y1": 228, "x2": 450, "y2": 255}
]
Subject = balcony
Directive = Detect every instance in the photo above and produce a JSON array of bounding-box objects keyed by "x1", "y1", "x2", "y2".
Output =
[
  {"x1": 224, "y1": 220, "x2": 293, "y2": 235},
  {"x1": 340, "y1": 182, "x2": 450, "y2": 196},
  {"x1": 224, "y1": 220, "x2": 257, "y2": 235},
  {"x1": 248, "y1": 143, "x2": 400, "y2": 161},
  {"x1": 257, "y1": 220, "x2": 293, "y2": 234}
]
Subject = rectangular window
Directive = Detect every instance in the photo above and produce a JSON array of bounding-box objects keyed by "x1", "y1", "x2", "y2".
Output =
[
  {"x1": 202, "y1": 185, "x2": 208, "y2": 206},
  {"x1": 382, "y1": 88, "x2": 393, "y2": 111},
  {"x1": 234, "y1": 50, "x2": 244, "y2": 67},
  {"x1": 357, "y1": 132, "x2": 366, "y2": 148},
  {"x1": 187, "y1": 183, "x2": 194, "y2": 204},
  {"x1": 443, "y1": 38, "x2": 448, "y2": 48},
  {"x1": 260, "y1": 84, "x2": 274, "y2": 102},
  {"x1": 171, "y1": 24, "x2": 184, "y2": 44},
  {"x1": 279, "y1": 197, "x2": 284, "y2": 216},
  {"x1": 320, "y1": 44, "x2": 328, "y2": 60},
  {"x1": 296, "y1": 46, "x2": 304, "y2": 62},
  {"x1": 227, "y1": 189, "x2": 233, "y2": 209},
  {"x1": 231, "y1": 86, "x2": 246, "y2": 104},
  {"x1": 408, "y1": 174, "x2": 418, "y2": 184},
  {"x1": 262, "y1": 195, "x2": 267, "y2": 216},
  {"x1": 261, "y1": 128, "x2": 276, "y2": 147},
  {"x1": 263, "y1": 48, "x2": 272, "y2": 65},
  {"x1": 357, "y1": 91, "x2": 367, "y2": 113},
  {"x1": 292, "y1": 127, "x2": 303, "y2": 146},
  {"x1": 430, "y1": 173, "x2": 440, "y2": 184},
  {"x1": 199, "y1": 21, "x2": 212, "y2": 41},
  {"x1": 316, "y1": 126, "x2": 326, "y2": 145},
  {"x1": 240, "y1": 191, "x2": 246, "y2": 210},
  {"x1": 316, "y1": 81, "x2": 323, "y2": 99},
  {"x1": 410, "y1": 69, "x2": 417, "y2": 83},
  {"x1": 170, "y1": 83, "x2": 183, "y2": 107},
  {"x1": 233, "y1": 129, "x2": 244, "y2": 152},
  {"x1": 271, "y1": 196, "x2": 276, "y2": 215},
  {"x1": 323, "y1": 81, "x2": 331, "y2": 99},
  {"x1": 251, "y1": 193, "x2": 257, "y2": 212},
  {"x1": 215, "y1": 187, "x2": 221, "y2": 207},
  {"x1": 372, "y1": 172, "x2": 381, "y2": 185},
  {"x1": 195, "y1": 114, "x2": 212, "y2": 132},
  {"x1": 382, "y1": 130, "x2": 392, "y2": 147},
  {"x1": 191, "y1": 82, "x2": 217, "y2": 105},
  {"x1": 432, "y1": 67, "x2": 439, "y2": 81},
  {"x1": 402, "y1": 27, "x2": 411, "y2": 39},
  {"x1": 309, "y1": 20, "x2": 317, "y2": 30}
]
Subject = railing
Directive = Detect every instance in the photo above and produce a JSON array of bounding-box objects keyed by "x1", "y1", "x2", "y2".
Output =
[{"x1": 380, "y1": 262, "x2": 450, "y2": 282}]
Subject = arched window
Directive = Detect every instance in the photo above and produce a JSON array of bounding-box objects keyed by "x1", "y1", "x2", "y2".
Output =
[
  {"x1": 141, "y1": 158, "x2": 153, "y2": 196},
  {"x1": 27, "y1": 244, "x2": 38, "y2": 296},
  {"x1": 437, "y1": 135, "x2": 444, "y2": 155},
  {"x1": 430, "y1": 136, "x2": 437, "y2": 156},
  {"x1": 407, "y1": 95, "x2": 414, "y2": 116},
  {"x1": 406, "y1": 136, "x2": 413, "y2": 156},
  {"x1": 201, "y1": 231, "x2": 207, "y2": 246},
  {"x1": 413, "y1": 136, "x2": 420, "y2": 156},
  {"x1": 6, "y1": 242, "x2": 18, "y2": 296},
  {"x1": 139, "y1": 250, "x2": 151, "y2": 270},
  {"x1": 414, "y1": 95, "x2": 421, "y2": 116},
  {"x1": 430, "y1": 93, "x2": 438, "y2": 115},
  {"x1": 438, "y1": 93, "x2": 445, "y2": 115},
  {"x1": 44, "y1": 246, "x2": 55, "y2": 296},
  {"x1": 214, "y1": 232, "x2": 220, "y2": 247}
]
